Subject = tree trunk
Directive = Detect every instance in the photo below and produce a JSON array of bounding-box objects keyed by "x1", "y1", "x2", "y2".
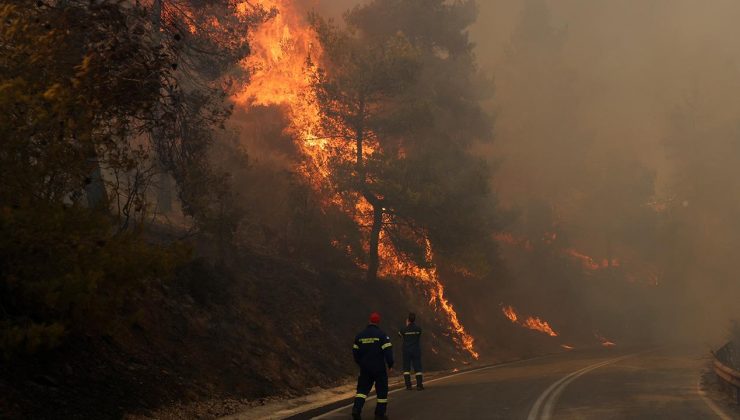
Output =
[
  {"x1": 353, "y1": 97, "x2": 386, "y2": 281},
  {"x1": 84, "y1": 158, "x2": 108, "y2": 209},
  {"x1": 366, "y1": 203, "x2": 383, "y2": 282}
]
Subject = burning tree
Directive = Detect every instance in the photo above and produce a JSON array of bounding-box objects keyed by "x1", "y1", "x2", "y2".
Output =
[
  {"x1": 310, "y1": 0, "x2": 497, "y2": 282},
  {"x1": 309, "y1": 17, "x2": 421, "y2": 282},
  {"x1": 306, "y1": 0, "x2": 497, "y2": 357},
  {"x1": 342, "y1": 0, "x2": 498, "y2": 276},
  {"x1": 234, "y1": 0, "x2": 495, "y2": 358}
]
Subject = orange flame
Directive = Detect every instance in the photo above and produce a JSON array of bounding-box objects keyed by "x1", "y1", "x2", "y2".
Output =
[
  {"x1": 502, "y1": 305, "x2": 518, "y2": 323},
  {"x1": 523, "y1": 316, "x2": 558, "y2": 337},
  {"x1": 502, "y1": 305, "x2": 558, "y2": 337},
  {"x1": 380, "y1": 237, "x2": 479, "y2": 359},
  {"x1": 595, "y1": 333, "x2": 617, "y2": 347},
  {"x1": 235, "y1": 1, "x2": 478, "y2": 359}
]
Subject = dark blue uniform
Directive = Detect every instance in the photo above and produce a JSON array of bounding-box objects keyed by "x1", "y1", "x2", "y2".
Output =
[
  {"x1": 399, "y1": 322, "x2": 423, "y2": 389},
  {"x1": 352, "y1": 324, "x2": 394, "y2": 418}
]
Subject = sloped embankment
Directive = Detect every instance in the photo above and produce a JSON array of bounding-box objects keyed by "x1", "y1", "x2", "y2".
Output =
[{"x1": 0, "y1": 250, "x2": 469, "y2": 419}]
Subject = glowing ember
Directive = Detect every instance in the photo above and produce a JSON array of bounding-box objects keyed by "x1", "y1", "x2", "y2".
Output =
[
  {"x1": 235, "y1": 1, "x2": 478, "y2": 359},
  {"x1": 502, "y1": 305, "x2": 559, "y2": 337},
  {"x1": 595, "y1": 333, "x2": 617, "y2": 347},
  {"x1": 493, "y1": 233, "x2": 533, "y2": 251},
  {"x1": 561, "y1": 344, "x2": 575, "y2": 350},
  {"x1": 601, "y1": 340, "x2": 617, "y2": 347},
  {"x1": 564, "y1": 249, "x2": 619, "y2": 271},
  {"x1": 502, "y1": 305, "x2": 518, "y2": 323},
  {"x1": 543, "y1": 231, "x2": 557, "y2": 244}
]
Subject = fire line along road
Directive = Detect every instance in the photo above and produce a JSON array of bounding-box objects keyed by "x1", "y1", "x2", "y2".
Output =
[{"x1": 305, "y1": 346, "x2": 737, "y2": 420}]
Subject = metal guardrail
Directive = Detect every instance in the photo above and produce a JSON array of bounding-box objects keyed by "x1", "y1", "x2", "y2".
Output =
[{"x1": 713, "y1": 342, "x2": 740, "y2": 404}]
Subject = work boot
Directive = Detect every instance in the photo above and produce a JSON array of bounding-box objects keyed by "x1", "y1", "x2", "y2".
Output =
[
  {"x1": 403, "y1": 373, "x2": 412, "y2": 390},
  {"x1": 416, "y1": 384, "x2": 425, "y2": 391},
  {"x1": 374, "y1": 415, "x2": 389, "y2": 420},
  {"x1": 352, "y1": 412, "x2": 361, "y2": 420},
  {"x1": 405, "y1": 386, "x2": 413, "y2": 391}
]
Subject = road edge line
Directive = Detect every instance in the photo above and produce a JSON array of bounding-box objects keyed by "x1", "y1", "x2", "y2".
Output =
[
  {"x1": 528, "y1": 350, "x2": 652, "y2": 420},
  {"x1": 696, "y1": 378, "x2": 734, "y2": 420},
  {"x1": 311, "y1": 354, "x2": 557, "y2": 419}
]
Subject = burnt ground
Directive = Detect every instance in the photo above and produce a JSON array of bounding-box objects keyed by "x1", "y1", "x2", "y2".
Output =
[{"x1": 0, "y1": 250, "x2": 481, "y2": 419}]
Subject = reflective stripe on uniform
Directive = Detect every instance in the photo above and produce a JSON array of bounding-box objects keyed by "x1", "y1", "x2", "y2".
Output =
[
  {"x1": 353, "y1": 344, "x2": 359, "y2": 349},
  {"x1": 415, "y1": 372, "x2": 423, "y2": 376},
  {"x1": 403, "y1": 371, "x2": 411, "y2": 375},
  {"x1": 381, "y1": 342, "x2": 392, "y2": 349},
  {"x1": 355, "y1": 393, "x2": 367, "y2": 399},
  {"x1": 377, "y1": 398, "x2": 388, "y2": 403}
]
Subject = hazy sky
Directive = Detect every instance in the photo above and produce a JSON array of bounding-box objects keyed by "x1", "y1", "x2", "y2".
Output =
[{"x1": 287, "y1": 0, "x2": 740, "y2": 338}]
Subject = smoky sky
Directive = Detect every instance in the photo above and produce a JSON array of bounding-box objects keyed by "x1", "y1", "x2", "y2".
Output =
[
  {"x1": 246, "y1": 0, "x2": 740, "y2": 341},
  {"x1": 472, "y1": 0, "x2": 740, "y2": 340}
]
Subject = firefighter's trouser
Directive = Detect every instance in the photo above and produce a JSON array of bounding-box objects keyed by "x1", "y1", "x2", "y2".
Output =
[
  {"x1": 352, "y1": 369, "x2": 388, "y2": 416},
  {"x1": 402, "y1": 350, "x2": 423, "y2": 388}
]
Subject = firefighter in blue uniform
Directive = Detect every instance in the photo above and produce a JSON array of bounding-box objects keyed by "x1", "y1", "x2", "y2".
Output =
[
  {"x1": 352, "y1": 312, "x2": 394, "y2": 420},
  {"x1": 398, "y1": 312, "x2": 423, "y2": 390}
]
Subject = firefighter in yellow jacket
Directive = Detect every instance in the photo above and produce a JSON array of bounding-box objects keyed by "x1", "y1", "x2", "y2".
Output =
[
  {"x1": 398, "y1": 312, "x2": 423, "y2": 390},
  {"x1": 352, "y1": 312, "x2": 394, "y2": 420}
]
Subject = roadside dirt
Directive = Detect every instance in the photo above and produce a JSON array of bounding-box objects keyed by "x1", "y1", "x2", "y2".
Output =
[{"x1": 699, "y1": 360, "x2": 740, "y2": 418}]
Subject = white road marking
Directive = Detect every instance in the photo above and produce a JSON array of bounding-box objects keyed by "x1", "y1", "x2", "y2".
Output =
[
  {"x1": 527, "y1": 351, "x2": 646, "y2": 420},
  {"x1": 312, "y1": 355, "x2": 553, "y2": 419},
  {"x1": 696, "y1": 378, "x2": 734, "y2": 420}
]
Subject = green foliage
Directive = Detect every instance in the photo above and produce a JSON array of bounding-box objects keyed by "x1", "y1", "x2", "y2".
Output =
[
  {"x1": 148, "y1": 0, "x2": 262, "y2": 234},
  {"x1": 0, "y1": 203, "x2": 186, "y2": 357},
  {"x1": 0, "y1": 2, "x2": 170, "y2": 208},
  {"x1": 309, "y1": 14, "x2": 421, "y2": 148},
  {"x1": 0, "y1": 2, "x2": 188, "y2": 356},
  {"x1": 0, "y1": 322, "x2": 65, "y2": 356},
  {"x1": 174, "y1": 258, "x2": 234, "y2": 306}
]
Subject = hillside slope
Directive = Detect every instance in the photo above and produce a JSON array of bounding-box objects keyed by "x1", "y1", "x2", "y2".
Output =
[{"x1": 0, "y1": 250, "x2": 474, "y2": 419}]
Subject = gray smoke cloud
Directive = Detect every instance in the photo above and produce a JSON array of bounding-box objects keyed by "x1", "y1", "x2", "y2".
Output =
[
  {"x1": 472, "y1": 0, "x2": 740, "y2": 343},
  {"x1": 236, "y1": 0, "x2": 740, "y2": 344}
]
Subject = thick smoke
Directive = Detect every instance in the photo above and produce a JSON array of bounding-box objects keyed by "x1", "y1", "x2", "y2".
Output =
[
  {"x1": 472, "y1": 0, "x2": 740, "y2": 342},
  {"x1": 230, "y1": 0, "x2": 740, "y2": 346}
]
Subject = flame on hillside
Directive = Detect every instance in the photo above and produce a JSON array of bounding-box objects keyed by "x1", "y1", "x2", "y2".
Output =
[
  {"x1": 564, "y1": 249, "x2": 620, "y2": 271},
  {"x1": 502, "y1": 305, "x2": 558, "y2": 337},
  {"x1": 380, "y1": 237, "x2": 479, "y2": 359},
  {"x1": 596, "y1": 333, "x2": 617, "y2": 347},
  {"x1": 234, "y1": 0, "x2": 478, "y2": 359},
  {"x1": 502, "y1": 305, "x2": 518, "y2": 323},
  {"x1": 493, "y1": 232, "x2": 533, "y2": 251},
  {"x1": 493, "y1": 232, "x2": 621, "y2": 272}
]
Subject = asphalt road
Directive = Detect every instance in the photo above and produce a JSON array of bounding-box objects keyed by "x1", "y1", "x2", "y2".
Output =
[{"x1": 312, "y1": 346, "x2": 738, "y2": 420}]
